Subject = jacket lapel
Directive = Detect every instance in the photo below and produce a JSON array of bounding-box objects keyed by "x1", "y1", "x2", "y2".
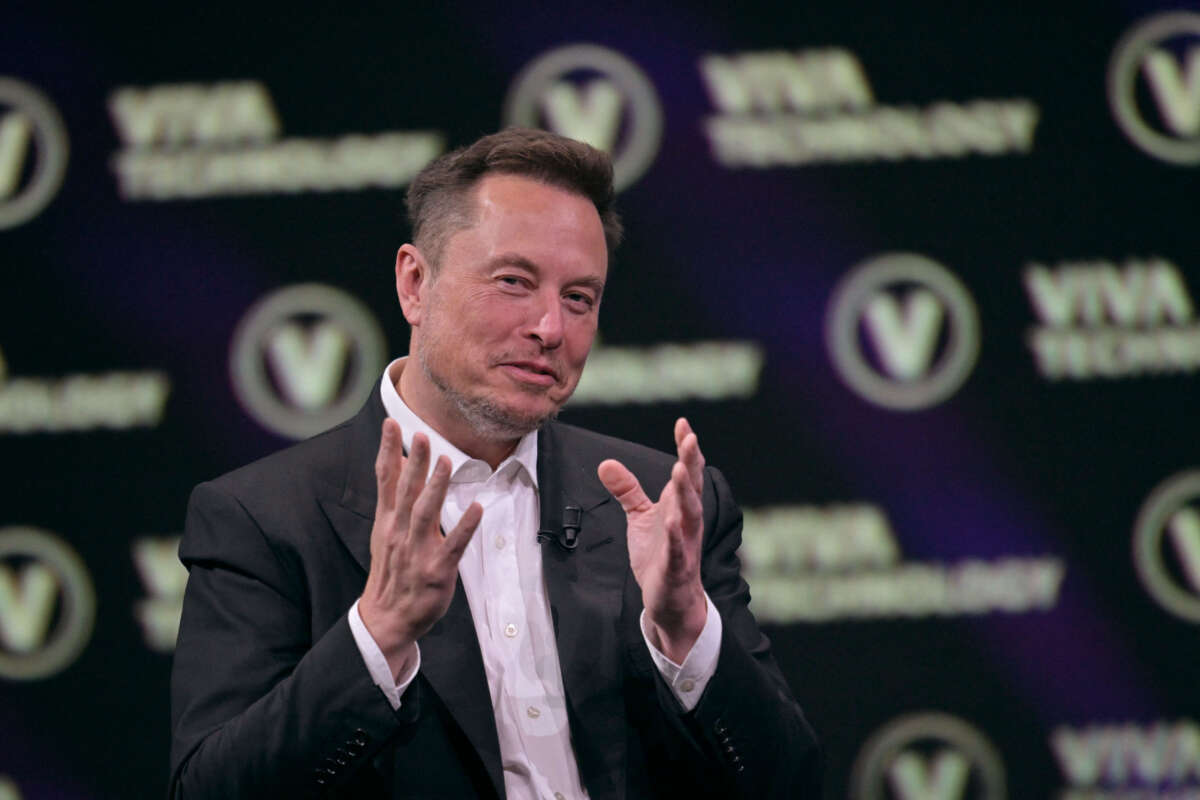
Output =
[
  {"x1": 538, "y1": 424, "x2": 629, "y2": 800},
  {"x1": 317, "y1": 394, "x2": 504, "y2": 798}
]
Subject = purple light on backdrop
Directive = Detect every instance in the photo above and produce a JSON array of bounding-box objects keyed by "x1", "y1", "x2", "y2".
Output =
[
  {"x1": 672, "y1": 183, "x2": 1162, "y2": 722},
  {"x1": 614, "y1": 59, "x2": 1164, "y2": 719},
  {"x1": 58, "y1": 204, "x2": 307, "y2": 465}
]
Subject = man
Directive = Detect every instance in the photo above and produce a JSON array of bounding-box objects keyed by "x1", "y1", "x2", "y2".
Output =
[{"x1": 170, "y1": 129, "x2": 819, "y2": 798}]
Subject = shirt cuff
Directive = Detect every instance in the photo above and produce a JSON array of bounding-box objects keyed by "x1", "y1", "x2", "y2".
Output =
[
  {"x1": 348, "y1": 598, "x2": 421, "y2": 710},
  {"x1": 639, "y1": 593, "x2": 722, "y2": 712}
]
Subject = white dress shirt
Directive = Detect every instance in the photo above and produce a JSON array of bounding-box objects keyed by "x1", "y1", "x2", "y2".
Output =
[{"x1": 347, "y1": 358, "x2": 722, "y2": 799}]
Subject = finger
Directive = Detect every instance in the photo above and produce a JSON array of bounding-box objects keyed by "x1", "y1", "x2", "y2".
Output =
[
  {"x1": 442, "y1": 501, "x2": 483, "y2": 563},
  {"x1": 374, "y1": 419, "x2": 404, "y2": 514},
  {"x1": 598, "y1": 459, "x2": 653, "y2": 513},
  {"x1": 661, "y1": 475, "x2": 688, "y2": 566},
  {"x1": 672, "y1": 460, "x2": 704, "y2": 537},
  {"x1": 673, "y1": 417, "x2": 691, "y2": 451},
  {"x1": 395, "y1": 432, "x2": 431, "y2": 529},
  {"x1": 408, "y1": 454, "x2": 451, "y2": 542},
  {"x1": 675, "y1": 417, "x2": 705, "y2": 494}
]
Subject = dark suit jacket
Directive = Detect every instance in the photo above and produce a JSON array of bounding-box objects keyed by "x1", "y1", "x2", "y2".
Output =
[{"x1": 169, "y1": 393, "x2": 820, "y2": 798}]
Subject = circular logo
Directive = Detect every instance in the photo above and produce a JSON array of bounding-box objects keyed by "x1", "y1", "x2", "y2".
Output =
[
  {"x1": 504, "y1": 43, "x2": 663, "y2": 192},
  {"x1": 1108, "y1": 12, "x2": 1200, "y2": 165},
  {"x1": 0, "y1": 527, "x2": 96, "y2": 681},
  {"x1": 0, "y1": 78, "x2": 69, "y2": 230},
  {"x1": 826, "y1": 253, "x2": 980, "y2": 411},
  {"x1": 229, "y1": 283, "x2": 388, "y2": 440},
  {"x1": 850, "y1": 712, "x2": 1007, "y2": 800},
  {"x1": 1133, "y1": 470, "x2": 1200, "y2": 622}
]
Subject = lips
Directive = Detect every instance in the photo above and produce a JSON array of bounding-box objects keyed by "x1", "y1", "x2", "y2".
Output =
[{"x1": 500, "y1": 360, "x2": 559, "y2": 386}]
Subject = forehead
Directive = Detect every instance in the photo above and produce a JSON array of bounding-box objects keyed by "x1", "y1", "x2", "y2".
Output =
[{"x1": 443, "y1": 174, "x2": 608, "y2": 275}]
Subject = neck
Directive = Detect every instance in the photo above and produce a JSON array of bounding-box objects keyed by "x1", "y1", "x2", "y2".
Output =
[{"x1": 394, "y1": 358, "x2": 519, "y2": 470}]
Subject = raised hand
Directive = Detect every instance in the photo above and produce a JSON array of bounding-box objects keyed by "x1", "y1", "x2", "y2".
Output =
[
  {"x1": 597, "y1": 418, "x2": 707, "y2": 664},
  {"x1": 359, "y1": 418, "x2": 482, "y2": 679}
]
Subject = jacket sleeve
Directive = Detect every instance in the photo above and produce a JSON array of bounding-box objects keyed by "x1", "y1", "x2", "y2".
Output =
[
  {"x1": 168, "y1": 480, "x2": 414, "y2": 799},
  {"x1": 663, "y1": 465, "x2": 823, "y2": 798}
]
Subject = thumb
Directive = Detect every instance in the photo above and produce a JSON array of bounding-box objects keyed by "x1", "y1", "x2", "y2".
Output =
[{"x1": 598, "y1": 459, "x2": 652, "y2": 513}]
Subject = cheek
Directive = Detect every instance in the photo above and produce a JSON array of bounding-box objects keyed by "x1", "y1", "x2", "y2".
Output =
[
  {"x1": 471, "y1": 293, "x2": 520, "y2": 323},
  {"x1": 469, "y1": 312, "x2": 518, "y2": 345},
  {"x1": 565, "y1": 322, "x2": 598, "y2": 363}
]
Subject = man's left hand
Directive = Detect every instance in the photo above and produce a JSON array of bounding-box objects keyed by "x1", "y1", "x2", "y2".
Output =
[{"x1": 598, "y1": 418, "x2": 707, "y2": 664}]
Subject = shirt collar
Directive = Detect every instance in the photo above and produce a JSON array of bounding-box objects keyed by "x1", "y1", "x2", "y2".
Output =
[{"x1": 379, "y1": 358, "x2": 539, "y2": 488}]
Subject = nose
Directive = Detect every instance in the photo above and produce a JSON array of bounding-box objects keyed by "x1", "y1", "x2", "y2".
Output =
[{"x1": 527, "y1": 291, "x2": 564, "y2": 350}]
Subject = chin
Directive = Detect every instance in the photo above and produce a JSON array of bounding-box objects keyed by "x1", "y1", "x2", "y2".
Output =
[
  {"x1": 499, "y1": 397, "x2": 561, "y2": 426},
  {"x1": 445, "y1": 388, "x2": 562, "y2": 441}
]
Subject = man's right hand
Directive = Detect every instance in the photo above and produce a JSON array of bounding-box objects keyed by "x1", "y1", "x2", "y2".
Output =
[{"x1": 359, "y1": 418, "x2": 482, "y2": 680}]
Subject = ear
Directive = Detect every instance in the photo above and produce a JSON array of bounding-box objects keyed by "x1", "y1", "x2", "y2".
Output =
[{"x1": 395, "y1": 243, "x2": 430, "y2": 327}]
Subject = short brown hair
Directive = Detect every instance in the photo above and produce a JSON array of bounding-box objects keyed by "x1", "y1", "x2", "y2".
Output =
[{"x1": 405, "y1": 128, "x2": 623, "y2": 268}]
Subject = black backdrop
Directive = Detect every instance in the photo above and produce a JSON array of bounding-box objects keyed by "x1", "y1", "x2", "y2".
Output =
[{"x1": 3, "y1": 2, "x2": 1200, "y2": 798}]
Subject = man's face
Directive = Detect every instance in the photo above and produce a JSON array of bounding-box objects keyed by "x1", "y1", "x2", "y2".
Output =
[{"x1": 405, "y1": 173, "x2": 608, "y2": 442}]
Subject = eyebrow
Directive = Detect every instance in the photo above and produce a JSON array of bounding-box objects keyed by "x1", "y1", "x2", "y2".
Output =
[{"x1": 488, "y1": 253, "x2": 607, "y2": 296}]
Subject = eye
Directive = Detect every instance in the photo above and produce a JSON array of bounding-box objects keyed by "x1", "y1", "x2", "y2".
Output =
[
  {"x1": 498, "y1": 275, "x2": 529, "y2": 289},
  {"x1": 564, "y1": 291, "x2": 596, "y2": 312}
]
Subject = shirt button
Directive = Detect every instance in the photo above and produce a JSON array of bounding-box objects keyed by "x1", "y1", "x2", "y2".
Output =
[
  {"x1": 504, "y1": 623, "x2": 518, "y2": 638},
  {"x1": 555, "y1": 793, "x2": 566, "y2": 800},
  {"x1": 680, "y1": 678, "x2": 695, "y2": 693},
  {"x1": 495, "y1": 535, "x2": 506, "y2": 549},
  {"x1": 527, "y1": 705, "x2": 541, "y2": 719}
]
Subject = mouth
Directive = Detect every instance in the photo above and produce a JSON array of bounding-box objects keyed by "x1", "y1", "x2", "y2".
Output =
[{"x1": 499, "y1": 360, "x2": 559, "y2": 387}]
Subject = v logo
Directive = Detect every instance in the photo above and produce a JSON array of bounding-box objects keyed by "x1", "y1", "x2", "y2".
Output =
[
  {"x1": 1167, "y1": 506, "x2": 1200, "y2": 593},
  {"x1": 0, "y1": 112, "x2": 33, "y2": 200},
  {"x1": 888, "y1": 750, "x2": 971, "y2": 800},
  {"x1": 862, "y1": 289, "x2": 945, "y2": 380},
  {"x1": 0, "y1": 563, "x2": 58, "y2": 654},
  {"x1": 266, "y1": 321, "x2": 352, "y2": 410},
  {"x1": 1142, "y1": 45, "x2": 1200, "y2": 137},
  {"x1": 540, "y1": 79, "x2": 623, "y2": 152}
]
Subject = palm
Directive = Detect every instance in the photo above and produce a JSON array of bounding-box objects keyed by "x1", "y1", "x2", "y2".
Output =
[
  {"x1": 359, "y1": 420, "x2": 482, "y2": 674},
  {"x1": 597, "y1": 418, "x2": 708, "y2": 658},
  {"x1": 624, "y1": 482, "x2": 697, "y2": 619}
]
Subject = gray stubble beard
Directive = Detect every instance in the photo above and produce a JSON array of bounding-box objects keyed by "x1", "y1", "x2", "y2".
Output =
[{"x1": 416, "y1": 338, "x2": 561, "y2": 443}]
